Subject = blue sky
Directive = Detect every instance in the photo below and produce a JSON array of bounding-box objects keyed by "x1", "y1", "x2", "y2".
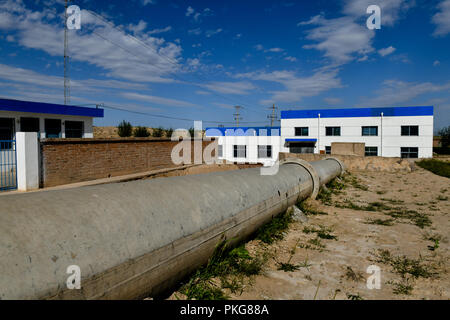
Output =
[{"x1": 0, "y1": 0, "x2": 449, "y2": 130}]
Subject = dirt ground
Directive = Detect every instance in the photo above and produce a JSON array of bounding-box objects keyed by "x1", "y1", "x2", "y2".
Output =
[
  {"x1": 224, "y1": 167, "x2": 449, "y2": 300},
  {"x1": 167, "y1": 164, "x2": 449, "y2": 300}
]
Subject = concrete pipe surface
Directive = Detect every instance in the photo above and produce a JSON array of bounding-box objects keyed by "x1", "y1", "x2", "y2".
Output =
[{"x1": 0, "y1": 158, "x2": 343, "y2": 300}]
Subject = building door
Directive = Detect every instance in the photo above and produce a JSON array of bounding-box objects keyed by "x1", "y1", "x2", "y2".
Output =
[
  {"x1": 289, "y1": 142, "x2": 315, "y2": 154},
  {"x1": 0, "y1": 118, "x2": 17, "y2": 191}
]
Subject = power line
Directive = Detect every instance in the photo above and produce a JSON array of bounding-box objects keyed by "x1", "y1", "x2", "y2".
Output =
[
  {"x1": 82, "y1": 9, "x2": 268, "y2": 116},
  {"x1": 99, "y1": 103, "x2": 271, "y2": 125}
]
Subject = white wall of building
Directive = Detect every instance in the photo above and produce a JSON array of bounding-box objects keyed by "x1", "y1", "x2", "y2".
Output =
[
  {"x1": 16, "y1": 132, "x2": 39, "y2": 191},
  {"x1": 281, "y1": 115, "x2": 433, "y2": 158},
  {"x1": 0, "y1": 111, "x2": 94, "y2": 138},
  {"x1": 217, "y1": 135, "x2": 282, "y2": 166}
]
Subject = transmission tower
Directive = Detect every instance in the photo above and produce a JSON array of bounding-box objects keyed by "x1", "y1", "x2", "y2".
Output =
[
  {"x1": 64, "y1": 0, "x2": 71, "y2": 105},
  {"x1": 233, "y1": 106, "x2": 243, "y2": 127},
  {"x1": 267, "y1": 104, "x2": 278, "y2": 127}
]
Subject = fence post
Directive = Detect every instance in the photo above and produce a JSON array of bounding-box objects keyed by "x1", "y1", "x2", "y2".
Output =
[{"x1": 16, "y1": 132, "x2": 39, "y2": 191}]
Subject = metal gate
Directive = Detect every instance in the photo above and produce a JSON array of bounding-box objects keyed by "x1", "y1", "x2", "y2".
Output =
[{"x1": 0, "y1": 140, "x2": 17, "y2": 191}]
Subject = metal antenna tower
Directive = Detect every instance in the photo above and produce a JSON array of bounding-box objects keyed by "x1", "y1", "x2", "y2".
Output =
[
  {"x1": 64, "y1": 0, "x2": 71, "y2": 105},
  {"x1": 233, "y1": 106, "x2": 243, "y2": 127},
  {"x1": 267, "y1": 104, "x2": 278, "y2": 127}
]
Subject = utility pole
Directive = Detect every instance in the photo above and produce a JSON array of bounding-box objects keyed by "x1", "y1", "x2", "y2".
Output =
[
  {"x1": 233, "y1": 106, "x2": 243, "y2": 127},
  {"x1": 267, "y1": 104, "x2": 278, "y2": 127},
  {"x1": 64, "y1": 0, "x2": 70, "y2": 105}
]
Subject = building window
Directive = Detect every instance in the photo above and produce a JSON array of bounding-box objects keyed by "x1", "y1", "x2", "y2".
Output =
[
  {"x1": 401, "y1": 147, "x2": 418, "y2": 158},
  {"x1": 0, "y1": 118, "x2": 15, "y2": 149},
  {"x1": 401, "y1": 126, "x2": 419, "y2": 136},
  {"x1": 233, "y1": 145, "x2": 246, "y2": 158},
  {"x1": 258, "y1": 145, "x2": 272, "y2": 158},
  {"x1": 20, "y1": 117, "x2": 40, "y2": 132},
  {"x1": 362, "y1": 126, "x2": 378, "y2": 136},
  {"x1": 325, "y1": 146, "x2": 331, "y2": 155},
  {"x1": 217, "y1": 145, "x2": 223, "y2": 157},
  {"x1": 45, "y1": 119, "x2": 61, "y2": 138},
  {"x1": 65, "y1": 121, "x2": 84, "y2": 138},
  {"x1": 295, "y1": 127, "x2": 309, "y2": 136},
  {"x1": 365, "y1": 146, "x2": 378, "y2": 156},
  {"x1": 325, "y1": 127, "x2": 341, "y2": 136}
]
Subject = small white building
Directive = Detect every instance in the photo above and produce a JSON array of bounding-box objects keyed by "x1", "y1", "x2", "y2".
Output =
[
  {"x1": 0, "y1": 98, "x2": 104, "y2": 140},
  {"x1": 206, "y1": 106, "x2": 434, "y2": 164},
  {"x1": 205, "y1": 127, "x2": 281, "y2": 166}
]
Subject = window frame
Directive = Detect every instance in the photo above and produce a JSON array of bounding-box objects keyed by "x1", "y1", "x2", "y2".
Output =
[
  {"x1": 65, "y1": 121, "x2": 84, "y2": 138},
  {"x1": 325, "y1": 126, "x2": 341, "y2": 136},
  {"x1": 294, "y1": 127, "x2": 309, "y2": 136},
  {"x1": 257, "y1": 145, "x2": 272, "y2": 158},
  {"x1": 401, "y1": 126, "x2": 419, "y2": 136},
  {"x1": 233, "y1": 145, "x2": 247, "y2": 158},
  {"x1": 400, "y1": 147, "x2": 419, "y2": 158},
  {"x1": 365, "y1": 146, "x2": 378, "y2": 157},
  {"x1": 362, "y1": 126, "x2": 378, "y2": 136}
]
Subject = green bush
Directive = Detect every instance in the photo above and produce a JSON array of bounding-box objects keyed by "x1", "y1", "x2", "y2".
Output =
[
  {"x1": 117, "y1": 120, "x2": 132, "y2": 137},
  {"x1": 416, "y1": 159, "x2": 450, "y2": 178},
  {"x1": 165, "y1": 128, "x2": 174, "y2": 138},
  {"x1": 133, "y1": 126, "x2": 150, "y2": 137},
  {"x1": 152, "y1": 127, "x2": 164, "y2": 137}
]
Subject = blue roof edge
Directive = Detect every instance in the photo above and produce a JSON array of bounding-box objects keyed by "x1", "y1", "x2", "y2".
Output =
[
  {"x1": 0, "y1": 98, "x2": 104, "y2": 118},
  {"x1": 281, "y1": 106, "x2": 433, "y2": 119},
  {"x1": 205, "y1": 126, "x2": 281, "y2": 136}
]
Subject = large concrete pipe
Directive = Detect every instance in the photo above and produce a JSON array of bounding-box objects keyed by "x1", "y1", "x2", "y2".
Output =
[{"x1": 0, "y1": 158, "x2": 344, "y2": 300}]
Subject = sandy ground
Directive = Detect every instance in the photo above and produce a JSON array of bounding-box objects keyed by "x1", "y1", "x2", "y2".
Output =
[
  {"x1": 168, "y1": 165, "x2": 449, "y2": 300},
  {"x1": 222, "y1": 167, "x2": 449, "y2": 300}
]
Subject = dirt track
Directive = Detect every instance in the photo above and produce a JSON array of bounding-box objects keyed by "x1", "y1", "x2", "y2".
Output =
[{"x1": 226, "y1": 167, "x2": 449, "y2": 300}]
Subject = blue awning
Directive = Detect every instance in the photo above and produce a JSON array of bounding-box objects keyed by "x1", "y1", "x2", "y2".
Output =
[
  {"x1": 285, "y1": 138, "x2": 317, "y2": 142},
  {"x1": 0, "y1": 98, "x2": 104, "y2": 118}
]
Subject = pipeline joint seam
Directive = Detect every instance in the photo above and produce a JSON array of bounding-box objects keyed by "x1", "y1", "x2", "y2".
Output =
[{"x1": 279, "y1": 158, "x2": 320, "y2": 199}]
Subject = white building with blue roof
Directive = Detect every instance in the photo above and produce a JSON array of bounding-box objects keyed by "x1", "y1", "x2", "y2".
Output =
[
  {"x1": 206, "y1": 106, "x2": 434, "y2": 164},
  {"x1": 281, "y1": 106, "x2": 433, "y2": 158},
  {"x1": 0, "y1": 98, "x2": 104, "y2": 140}
]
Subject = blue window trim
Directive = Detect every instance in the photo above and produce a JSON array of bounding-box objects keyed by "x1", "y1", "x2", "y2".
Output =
[
  {"x1": 281, "y1": 106, "x2": 433, "y2": 119},
  {"x1": 0, "y1": 98, "x2": 104, "y2": 118}
]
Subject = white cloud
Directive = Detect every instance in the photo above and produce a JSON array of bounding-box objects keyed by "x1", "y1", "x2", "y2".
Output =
[
  {"x1": 185, "y1": 6, "x2": 213, "y2": 22},
  {"x1": 188, "y1": 28, "x2": 202, "y2": 35},
  {"x1": 324, "y1": 97, "x2": 342, "y2": 105},
  {"x1": 343, "y1": 0, "x2": 413, "y2": 26},
  {"x1": 433, "y1": 60, "x2": 441, "y2": 66},
  {"x1": 236, "y1": 69, "x2": 342, "y2": 104},
  {"x1": 284, "y1": 56, "x2": 297, "y2": 62},
  {"x1": 0, "y1": 2, "x2": 183, "y2": 84},
  {"x1": 121, "y1": 92, "x2": 197, "y2": 108},
  {"x1": 432, "y1": 0, "x2": 450, "y2": 36},
  {"x1": 205, "y1": 28, "x2": 222, "y2": 38},
  {"x1": 254, "y1": 44, "x2": 264, "y2": 51},
  {"x1": 362, "y1": 79, "x2": 450, "y2": 106},
  {"x1": 378, "y1": 46, "x2": 396, "y2": 57},
  {"x1": 301, "y1": 15, "x2": 374, "y2": 65},
  {"x1": 203, "y1": 81, "x2": 256, "y2": 95},
  {"x1": 186, "y1": 6, "x2": 194, "y2": 17},
  {"x1": 141, "y1": 0, "x2": 156, "y2": 6},
  {"x1": 265, "y1": 47, "x2": 284, "y2": 53},
  {"x1": 146, "y1": 26, "x2": 172, "y2": 35},
  {"x1": 127, "y1": 20, "x2": 147, "y2": 34}
]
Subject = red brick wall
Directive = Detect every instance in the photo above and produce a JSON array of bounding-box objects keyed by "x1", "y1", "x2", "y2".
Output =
[{"x1": 40, "y1": 138, "x2": 217, "y2": 187}]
